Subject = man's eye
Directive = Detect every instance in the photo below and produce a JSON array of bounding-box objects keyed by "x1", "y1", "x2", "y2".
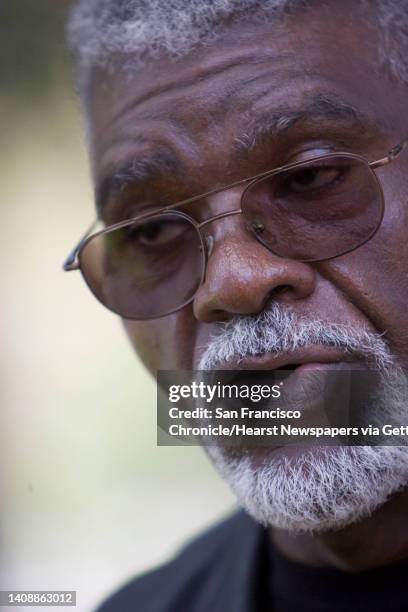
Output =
[
  {"x1": 284, "y1": 165, "x2": 345, "y2": 193},
  {"x1": 127, "y1": 219, "x2": 187, "y2": 247}
]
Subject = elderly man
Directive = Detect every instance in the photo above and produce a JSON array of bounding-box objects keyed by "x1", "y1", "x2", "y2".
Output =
[{"x1": 64, "y1": 1, "x2": 408, "y2": 610}]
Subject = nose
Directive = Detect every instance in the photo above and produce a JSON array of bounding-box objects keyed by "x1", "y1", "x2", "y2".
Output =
[{"x1": 193, "y1": 214, "x2": 316, "y2": 322}]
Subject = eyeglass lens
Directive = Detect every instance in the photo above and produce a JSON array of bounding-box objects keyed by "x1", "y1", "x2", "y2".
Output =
[
  {"x1": 242, "y1": 155, "x2": 383, "y2": 261},
  {"x1": 80, "y1": 213, "x2": 206, "y2": 319}
]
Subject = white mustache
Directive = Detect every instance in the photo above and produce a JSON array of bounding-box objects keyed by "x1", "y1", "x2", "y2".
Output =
[{"x1": 198, "y1": 303, "x2": 394, "y2": 370}]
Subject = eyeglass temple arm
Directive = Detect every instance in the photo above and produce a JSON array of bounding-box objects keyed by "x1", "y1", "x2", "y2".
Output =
[
  {"x1": 63, "y1": 219, "x2": 98, "y2": 271},
  {"x1": 370, "y1": 139, "x2": 408, "y2": 169}
]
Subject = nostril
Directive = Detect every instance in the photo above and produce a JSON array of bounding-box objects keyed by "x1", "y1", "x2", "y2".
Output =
[
  {"x1": 212, "y1": 309, "x2": 224, "y2": 316},
  {"x1": 266, "y1": 285, "x2": 292, "y2": 301},
  {"x1": 272, "y1": 284, "x2": 291, "y2": 294},
  {"x1": 207, "y1": 308, "x2": 231, "y2": 322}
]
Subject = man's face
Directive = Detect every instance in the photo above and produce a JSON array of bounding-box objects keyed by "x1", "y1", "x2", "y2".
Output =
[
  {"x1": 91, "y1": 2, "x2": 408, "y2": 372},
  {"x1": 89, "y1": 2, "x2": 408, "y2": 531}
]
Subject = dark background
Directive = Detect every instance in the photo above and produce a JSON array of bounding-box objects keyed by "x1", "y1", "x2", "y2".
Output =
[{"x1": 0, "y1": 0, "x2": 71, "y2": 102}]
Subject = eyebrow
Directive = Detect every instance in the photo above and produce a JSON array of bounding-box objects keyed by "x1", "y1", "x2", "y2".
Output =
[
  {"x1": 96, "y1": 93, "x2": 376, "y2": 214},
  {"x1": 232, "y1": 94, "x2": 372, "y2": 156},
  {"x1": 96, "y1": 147, "x2": 182, "y2": 214}
]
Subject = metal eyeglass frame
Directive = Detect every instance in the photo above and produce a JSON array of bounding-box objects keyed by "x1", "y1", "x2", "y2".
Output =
[{"x1": 63, "y1": 140, "x2": 408, "y2": 317}]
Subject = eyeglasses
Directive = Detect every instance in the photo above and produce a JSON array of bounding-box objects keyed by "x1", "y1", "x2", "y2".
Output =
[{"x1": 63, "y1": 140, "x2": 407, "y2": 320}]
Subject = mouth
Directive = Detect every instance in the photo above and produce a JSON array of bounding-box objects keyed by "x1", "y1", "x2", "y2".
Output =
[{"x1": 204, "y1": 348, "x2": 367, "y2": 433}]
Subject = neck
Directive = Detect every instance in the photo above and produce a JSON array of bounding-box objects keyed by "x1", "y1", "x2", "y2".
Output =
[{"x1": 270, "y1": 489, "x2": 408, "y2": 572}]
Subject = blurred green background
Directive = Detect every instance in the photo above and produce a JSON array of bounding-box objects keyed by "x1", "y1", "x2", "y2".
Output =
[{"x1": 0, "y1": 2, "x2": 235, "y2": 610}]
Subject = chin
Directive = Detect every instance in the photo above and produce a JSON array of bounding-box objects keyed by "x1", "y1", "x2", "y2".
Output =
[{"x1": 206, "y1": 443, "x2": 408, "y2": 533}]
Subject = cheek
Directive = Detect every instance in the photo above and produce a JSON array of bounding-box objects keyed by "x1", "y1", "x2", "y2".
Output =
[
  {"x1": 322, "y1": 194, "x2": 408, "y2": 361},
  {"x1": 123, "y1": 307, "x2": 198, "y2": 371},
  {"x1": 376, "y1": 190, "x2": 408, "y2": 354}
]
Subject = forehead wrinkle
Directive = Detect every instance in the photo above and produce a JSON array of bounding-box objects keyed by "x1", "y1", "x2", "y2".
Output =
[
  {"x1": 95, "y1": 51, "x2": 292, "y2": 140},
  {"x1": 187, "y1": 64, "x2": 301, "y2": 125},
  {"x1": 95, "y1": 112, "x2": 197, "y2": 165}
]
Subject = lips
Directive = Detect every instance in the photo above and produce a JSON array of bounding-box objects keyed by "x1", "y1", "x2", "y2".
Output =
[{"x1": 205, "y1": 345, "x2": 359, "y2": 372}]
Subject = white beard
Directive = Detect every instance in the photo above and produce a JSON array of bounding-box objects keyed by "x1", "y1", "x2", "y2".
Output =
[
  {"x1": 206, "y1": 444, "x2": 408, "y2": 533},
  {"x1": 199, "y1": 304, "x2": 408, "y2": 533}
]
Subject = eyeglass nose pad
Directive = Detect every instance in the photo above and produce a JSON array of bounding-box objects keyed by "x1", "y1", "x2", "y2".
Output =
[{"x1": 205, "y1": 235, "x2": 214, "y2": 257}]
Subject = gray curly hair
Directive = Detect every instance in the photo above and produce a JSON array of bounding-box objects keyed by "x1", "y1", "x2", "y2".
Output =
[{"x1": 67, "y1": 0, "x2": 408, "y2": 94}]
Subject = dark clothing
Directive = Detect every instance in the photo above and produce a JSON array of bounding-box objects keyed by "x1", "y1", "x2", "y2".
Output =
[
  {"x1": 97, "y1": 510, "x2": 408, "y2": 612},
  {"x1": 269, "y1": 542, "x2": 408, "y2": 612}
]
